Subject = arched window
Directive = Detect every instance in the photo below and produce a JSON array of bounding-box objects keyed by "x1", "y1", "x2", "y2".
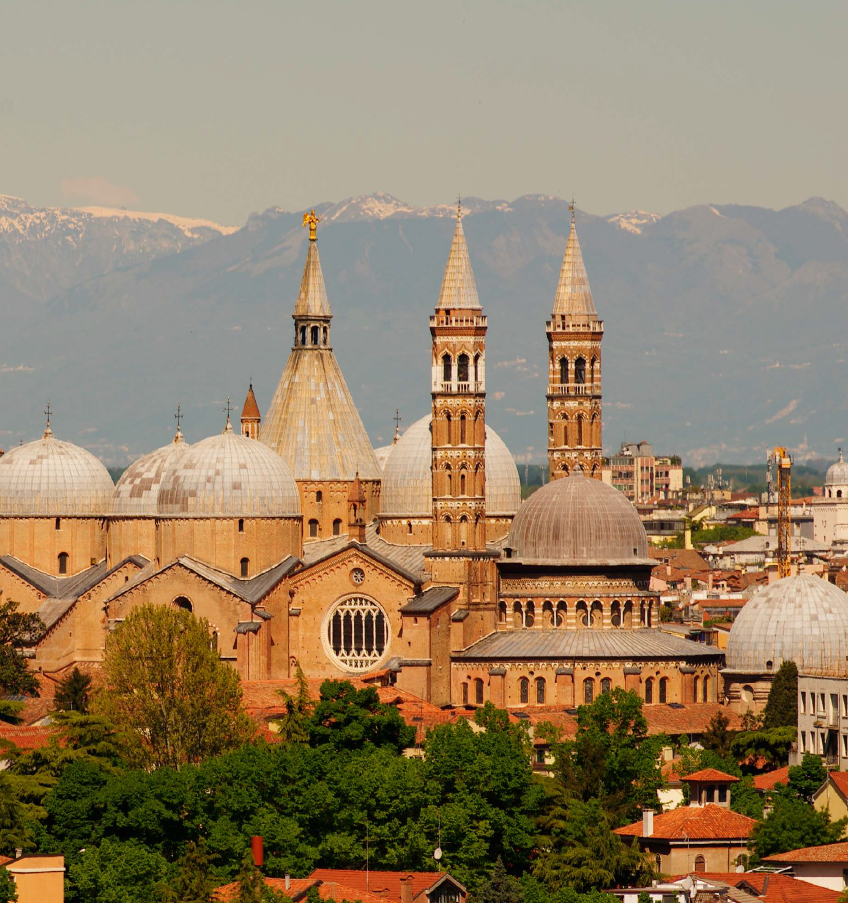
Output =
[
  {"x1": 694, "y1": 855, "x2": 706, "y2": 874},
  {"x1": 474, "y1": 353, "x2": 481, "y2": 386},
  {"x1": 693, "y1": 676, "x2": 700, "y2": 704},
  {"x1": 407, "y1": 521, "x2": 413, "y2": 535},
  {"x1": 574, "y1": 357, "x2": 586, "y2": 384},
  {"x1": 174, "y1": 596, "x2": 192, "y2": 612},
  {"x1": 839, "y1": 490, "x2": 844, "y2": 498},
  {"x1": 459, "y1": 470, "x2": 467, "y2": 495},
  {"x1": 308, "y1": 519, "x2": 319, "y2": 538},
  {"x1": 583, "y1": 678, "x2": 594, "y2": 705},
  {"x1": 536, "y1": 677, "x2": 546, "y2": 704},
  {"x1": 623, "y1": 601, "x2": 633, "y2": 628},
  {"x1": 542, "y1": 600, "x2": 554, "y2": 627},
  {"x1": 659, "y1": 677, "x2": 668, "y2": 704},
  {"x1": 240, "y1": 557, "x2": 249, "y2": 578},
  {"x1": 559, "y1": 357, "x2": 568, "y2": 384},
  {"x1": 601, "y1": 677, "x2": 612, "y2": 695},
  {"x1": 474, "y1": 677, "x2": 484, "y2": 705},
  {"x1": 577, "y1": 415, "x2": 584, "y2": 446},
  {"x1": 645, "y1": 678, "x2": 654, "y2": 704},
  {"x1": 459, "y1": 515, "x2": 468, "y2": 547},
  {"x1": 333, "y1": 519, "x2": 342, "y2": 536},
  {"x1": 556, "y1": 601, "x2": 567, "y2": 627},
  {"x1": 444, "y1": 464, "x2": 453, "y2": 496},
  {"x1": 703, "y1": 675, "x2": 710, "y2": 702},
  {"x1": 610, "y1": 601, "x2": 621, "y2": 627},
  {"x1": 316, "y1": 490, "x2": 323, "y2": 503},
  {"x1": 309, "y1": 325, "x2": 318, "y2": 345},
  {"x1": 238, "y1": 518, "x2": 245, "y2": 533},
  {"x1": 58, "y1": 552, "x2": 68, "y2": 575},
  {"x1": 442, "y1": 353, "x2": 452, "y2": 384},
  {"x1": 459, "y1": 413, "x2": 467, "y2": 445},
  {"x1": 498, "y1": 601, "x2": 507, "y2": 624},
  {"x1": 457, "y1": 353, "x2": 469, "y2": 383},
  {"x1": 327, "y1": 596, "x2": 389, "y2": 671},
  {"x1": 519, "y1": 677, "x2": 529, "y2": 704},
  {"x1": 322, "y1": 326, "x2": 328, "y2": 345},
  {"x1": 525, "y1": 600, "x2": 535, "y2": 628},
  {"x1": 590, "y1": 356, "x2": 598, "y2": 386},
  {"x1": 443, "y1": 515, "x2": 452, "y2": 549},
  {"x1": 513, "y1": 601, "x2": 523, "y2": 629},
  {"x1": 590, "y1": 600, "x2": 603, "y2": 628},
  {"x1": 577, "y1": 600, "x2": 589, "y2": 628},
  {"x1": 461, "y1": 682, "x2": 468, "y2": 705},
  {"x1": 55, "y1": 517, "x2": 61, "y2": 531},
  {"x1": 210, "y1": 629, "x2": 218, "y2": 653}
]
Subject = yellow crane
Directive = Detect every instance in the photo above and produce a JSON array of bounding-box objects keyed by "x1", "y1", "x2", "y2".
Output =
[{"x1": 772, "y1": 446, "x2": 792, "y2": 578}]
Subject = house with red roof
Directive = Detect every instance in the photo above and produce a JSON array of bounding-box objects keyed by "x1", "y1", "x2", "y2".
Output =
[
  {"x1": 813, "y1": 771, "x2": 848, "y2": 824},
  {"x1": 764, "y1": 841, "x2": 848, "y2": 893},
  {"x1": 614, "y1": 770, "x2": 755, "y2": 876}
]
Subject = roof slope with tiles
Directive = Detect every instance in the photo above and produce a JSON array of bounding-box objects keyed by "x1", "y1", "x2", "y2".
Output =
[
  {"x1": 112, "y1": 431, "x2": 189, "y2": 516},
  {"x1": 615, "y1": 804, "x2": 755, "y2": 840},
  {"x1": 309, "y1": 869, "x2": 453, "y2": 902},
  {"x1": 694, "y1": 873, "x2": 842, "y2": 903},
  {"x1": 681, "y1": 768, "x2": 740, "y2": 783},
  {"x1": 437, "y1": 213, "x2": 479, "y2": 310},
  {"x1": 553, "y1": 214, "x2": 597, "y2": 317},
  {"x1": 764, "y1": 840, "x2": 848, "y2": 863},
  {"x1": 753, "y1": 765, "x2": 791, "y2": 791}
]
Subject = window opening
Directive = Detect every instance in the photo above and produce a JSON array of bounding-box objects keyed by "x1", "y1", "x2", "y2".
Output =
[
  {"x1": 519, "y1": 677, "x2": 529, "y2": 704},
  {"x1": 327, "y1": 597, "x2": 389, "y2": 671},
  {"x1": 333, "y1": 519, "x2": 342, "y2": 536},
  {"x1": 240, "y1": 558, "x2": 249, "y2": 578},
  {"x1": 308, "y1": 519, "x2": 319, "y2": 538},
  {"x1": 58, "y1": 552, "x2": 68, "y2": 575}
]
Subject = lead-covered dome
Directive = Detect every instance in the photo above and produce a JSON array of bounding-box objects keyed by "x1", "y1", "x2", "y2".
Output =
[
  {"x1": 112, "y1": 432, "x2": 190, "y2": 516},
  {"x1": 506, "y1": 471, "x2": 648, "y2": 564},
  {"x1": 380, "y1": 415, "x2": 521, "y2": 517},
  {"x1": 825, "y1": 449, "x2": 848, "y2": 490},
  {"x1": 725, "y1": 574, "x2": 848, "y2": 676},
  {"x1": 0, "y1": 428, "x2": 114, "y2": 516},
  {"x1": 158, "y1": 425, "x2": 300, "y2": 517}
]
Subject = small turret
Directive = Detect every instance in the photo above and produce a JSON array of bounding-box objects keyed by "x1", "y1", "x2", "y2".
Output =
[
  {"x1": 347, "y1": 471, "x2": 367, "y2": 543},
  {"x1": 241, "y1": 383, "x2": 261, "y2": 439}
]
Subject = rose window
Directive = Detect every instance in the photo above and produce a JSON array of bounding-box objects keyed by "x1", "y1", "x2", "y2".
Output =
[{"x1": 326, "y1": 597, "x2": 389, "y2": 671}]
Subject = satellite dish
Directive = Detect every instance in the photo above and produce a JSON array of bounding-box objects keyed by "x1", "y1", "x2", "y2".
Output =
[{"x1": 433, "y1": 847, "x2": 442, "y2": 861}]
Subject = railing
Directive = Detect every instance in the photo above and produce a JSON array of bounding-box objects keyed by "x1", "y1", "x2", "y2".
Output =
[
  {"x1": 547, "y1": 384, "x2": 599, "y2": 396},
  {"x1": 438, "y1": 382, "x2": 484, "y2": 394}
]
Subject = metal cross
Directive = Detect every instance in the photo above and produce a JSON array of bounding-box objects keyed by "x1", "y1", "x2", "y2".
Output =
[
  {"x1": 393, "y1": 408, "x2": 402, "y2": 431},
  {"x1": 174, "y1": 404, "x2": 183, "y2": 430},
  {"x1": 224, "y1": 396, "x2": 232, "y2": 421},
  {"x1": 457, "y1": 194, "x2": 462, "y2": 220},
  {"x1": 44, "y1": 400, "x2": 53, "y2": 427}
]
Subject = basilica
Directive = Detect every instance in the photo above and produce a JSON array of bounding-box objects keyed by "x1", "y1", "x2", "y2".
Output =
[{"x1": 0, "y1": 206, "x2": 721, "y2": 708}]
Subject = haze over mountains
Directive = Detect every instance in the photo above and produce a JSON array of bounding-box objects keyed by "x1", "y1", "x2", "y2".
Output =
[{"x1": 0, "y1": 191, "x2": 846, "y2": 469}]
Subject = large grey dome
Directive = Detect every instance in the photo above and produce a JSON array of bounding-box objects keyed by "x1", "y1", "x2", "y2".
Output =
[
  {"x1": 112, "y1": 432, "x2": 190, "y2": 516},
  {"x1": 0, "y1": 429, "x2": 114, "y2": 517},
  {"x1": 825, "y1": 449, "x2": 848, "y2": 490},
  {"x1": 158, "y1": 425, "x2": 300, "y2": 517},
  {"x1": 506, "y1": 472, "x2": 648, "y2": 564},
  {"x1": 380, "y1": 415, "x2": 521, "y2": 518},
  {"x1": 725, "y1": 574, "x2": 848, "y2": 676}
]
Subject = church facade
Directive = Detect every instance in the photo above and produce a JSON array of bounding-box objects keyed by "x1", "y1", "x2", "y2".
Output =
[{"x1": 0, "y1": 206, "x2": 722, "y2": 707}]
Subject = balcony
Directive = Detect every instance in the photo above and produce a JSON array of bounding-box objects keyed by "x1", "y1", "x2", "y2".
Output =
[
  {"x1": 438, "y1": 382, "x2": 484, "y2": 394},
  {"x1": 547, "y1": 384, "x2": 599, "y2": 397}
]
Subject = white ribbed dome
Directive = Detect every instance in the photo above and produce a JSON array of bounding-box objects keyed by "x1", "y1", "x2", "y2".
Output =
[
  {"x1": 158, "y1": 426, "x2": 300, "y2": 517},
  {"x1": 374, "y1": 444, "x2": 394, "y2": 471},
  {"x1": 725, "y1": 574, "x2": 848, "y2": 676},
  {"x1": 0, "y1": 430, "x2": 114, "y2": 516},
  {"x1": 380, "y1": 415, "x2": 521, "y2": 517},
  {"x1": 112, "y1": 433, "x2": 190, "y2": 516},
  {"x1": 506, "y1": 472, "x2": 648, "y2": 564},
  {"x1": 825, "y1": 449, "x2": 848, "y2": 490}
]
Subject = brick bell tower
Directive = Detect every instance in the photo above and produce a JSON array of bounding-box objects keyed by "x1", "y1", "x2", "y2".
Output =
[{"x1": 547, "y1": 205, "x2": 603, "y2": 480}]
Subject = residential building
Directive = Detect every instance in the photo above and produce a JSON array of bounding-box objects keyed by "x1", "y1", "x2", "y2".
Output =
[
  {"x1": 0, "y1": 854, "x2": 65, "y2": 903},
  {"x1": 764, "y1": 840, "x2": 848, "y2": 894},
  {"x1": 603, "y1": 442, "x2": 683, "y2": 503}
]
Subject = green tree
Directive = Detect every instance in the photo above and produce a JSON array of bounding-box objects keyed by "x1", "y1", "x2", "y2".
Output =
[
  {"x1": 520, "y1": 875, "x2": 619, "y2": 903},
  {"x1": 273, "y1": 663, "x2": 313, "y2": 744},
  {"x1": 66, "y1": 838, "x2": 170, "y2": 903},
  {"x1": 308, "y1": 681, "x2": 414, "y2": 753},
  {"x1": 0, "y1": 774, "x2": 31, "y2": 856},
  {"x1": 96, "y1": 604, "x2": 254, "y2": 768},
  {"x1": 786, "y1": 753, "x2": 828, "y2": 803},
  {"x1": 730, "y1": 726, "x2": 796, "y2": 768},
  {"x1": 750, "y1": 797, "x2": 847, "y2": 862},
  {"x1": 233, "y1": 849, "x2": 289, "y2": 903},
  {"x1": 54, "y1": 667, "x2": 93, "y2": 714},
  {"x1": 473, "y1": 857, "x2": 522, "y2": 903},
  {"x1": 0, "y1": 601, "x2": 43, "y2": 696},
  {"x1": 700, "y1": 711, "x2": 735, "y2": 759},
  {"x1": 160, "y1": 838, "x2": 215, "y2": 903},
  {"x1": 762, "y1": 662, "x2": 798, "y2": 730},
  {"x1": 0, "y1": 867, "x2": 17, "y2": 903}
]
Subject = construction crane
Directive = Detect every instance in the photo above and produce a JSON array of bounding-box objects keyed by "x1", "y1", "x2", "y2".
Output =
[{"x1": 772, "y1": 446, "x2": 792, "y2": 578}]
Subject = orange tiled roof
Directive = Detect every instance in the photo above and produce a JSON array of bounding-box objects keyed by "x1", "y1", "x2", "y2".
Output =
[
  {"x1": 827, "y1": 771, "x2": 848, "y2": 799},
  {"x1": 615, "y1": 804, "x2": 755, "y2": 841},
  {"x1": 308, "y1": 869, "x2": 452, "y2": 902},
  {"x1": 241, "y1": 384, "x2": 261, "y2": 420},
  {"x1": 694, "y1": 872, "x2": 842, "y2": 903},
  {"x1": 765, "y1": 840, "x2": 848, "y2": 864},
  {"x1": 680, "y1": 768, "x2": 740, "y2": 783},
  {"x1": 0, "y1": 723, "x2": 53, "y2": 752},
  {"x1": 215, "y1": 877, "x2": 319, "y2": 901},
  {"x1": 753, "y1": 765, "x2": 791, "y2": 791}
]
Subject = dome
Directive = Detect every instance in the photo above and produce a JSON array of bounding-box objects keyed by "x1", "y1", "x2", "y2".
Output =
[
  {"x1": 505, "y1": 471, "x2": 648, "y2": 564},
  {"x1": 725, "y1": 574, "x2": 848, "y2": 676},
  {"x1": 158, "y1": 425, "x2": 300, "y2": 517},
  {"x1": 825, "y1": 449, "x2": 848, "y2": 489},
  {"x1": 0, "y1": 429, "x2": 114, "y2": 517},
  {"x1": 374, "y1": 444, "x2": 394, "y2": 471},
  {"x1": 379, "y1": 415, "x2": 521, "y2": 518},
  {"x1": 112, "y1": 432, "x2": 190, "y2": 516}
]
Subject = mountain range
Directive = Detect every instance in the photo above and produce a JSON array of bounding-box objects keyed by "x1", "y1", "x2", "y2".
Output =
[{"x1": 1, "y1": 190, "x2": 846, "y2": 470}]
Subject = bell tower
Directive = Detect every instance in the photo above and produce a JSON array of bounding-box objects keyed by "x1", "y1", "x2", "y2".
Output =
[
  {"x1": 430, "y1": 205, "x2": 487, "y2": 552},
  {"x1": 547, "y1": 206, "x2": 603, "y2": 480},
  {"x1": 240, "y1": 383, "x2": 261, "y2": 439}
]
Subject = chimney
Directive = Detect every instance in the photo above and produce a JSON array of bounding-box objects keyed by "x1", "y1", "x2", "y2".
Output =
[
  {"x1": 285, "y1": 875, "x2": 291, "y2": 891},
  {"x1": 684, "y1": 522, "x2": 692, "y2": 550},
  {"x1": 251, "y1": 836, "x2": 264, "y2": 868},
  {"x1": 642, "y1": 809, "x2": 654, "y2": 838},
  {"x1": 400, "y1": 875, "x2": 414, "y2": 903},
  {"x1": 14, "y1": 849, "x2": 22, "y2": 860}
]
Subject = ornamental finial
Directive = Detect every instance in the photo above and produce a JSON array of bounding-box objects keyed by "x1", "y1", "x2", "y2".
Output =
[{"x1": 303, "y1": 209, "x2": 321, "y2": 241}]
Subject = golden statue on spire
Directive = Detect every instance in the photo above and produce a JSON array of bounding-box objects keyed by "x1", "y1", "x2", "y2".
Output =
[{"x1": 303, "y1": 209, "x2": 321, "y2": 241}]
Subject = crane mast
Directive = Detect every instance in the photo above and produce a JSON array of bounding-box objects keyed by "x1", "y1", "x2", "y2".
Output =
[{"x1": 773, "y1": 446, "x2": 792, "y2": 578}]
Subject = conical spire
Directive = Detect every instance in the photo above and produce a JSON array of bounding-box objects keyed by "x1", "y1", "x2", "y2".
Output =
[
  {"x1": 241, "y1": 383, "x2": 261, "y2": 421},
  {"x1": 437, "y1": 206, "x2": 480, "y2": 310},
  {"x1": 553, "y1": 209, "x2": 596, "y2": 317},
  {"x1": 294, "y1": 225, "x2": 332, "y2": 318}
]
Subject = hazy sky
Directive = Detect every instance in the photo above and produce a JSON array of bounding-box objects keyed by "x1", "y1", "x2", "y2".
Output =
[{"x1": 3, "y1": 0, "x2": 846, "y2": 225}]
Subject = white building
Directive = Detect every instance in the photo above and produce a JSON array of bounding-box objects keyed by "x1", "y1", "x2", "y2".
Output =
[{"x1": 814, "y1": 449, "x2": 848, "y2": 554}]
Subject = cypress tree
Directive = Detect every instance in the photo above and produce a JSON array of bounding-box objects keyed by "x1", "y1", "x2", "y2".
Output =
[{"x1": 762, "y1": 661, "x2": 798, "y2": 729}]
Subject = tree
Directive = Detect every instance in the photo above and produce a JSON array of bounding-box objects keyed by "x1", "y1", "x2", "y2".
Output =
[
  {"x1": 730, "y1": 726, "x2": 796, "y2": 768},
  {"x1": 749, "y1": 796, "x2": 847, "y2": 862},
  {"x1": 160, "y1": 839, "x2": 215, "y2": 903},
  {"x1": 54, "y1": 668, "x2": 93, "y2": 714},
  {"x1": 700, "y1": 711, "x2": 734, "y2": 759},
  {"x1": 474, "y1": 857, "x2": 522, "y2": 903},
  {"x1": 233, "y1": 849, "x2": 289, "y2": 903},
  {"x1": 96, "y1": 604, "x2": 254, "y2": 768},
  {"x1": 786, "y1": 754, "x2": 828, "y2": 804},
  {"x1": 762, "y1": 662, "x2": 798, "y2": 730},
  {"x1": 0, "y1": 867, "x2": 17, "y2": 903},
  {"x1": 308, "y1": 681, "x2": 415, "y2": 753},
  {"x1": 0, "y1": 601, "x2": 43, "y2": 696},
  {"x1": 0, "y1": 774, "x2": 31, "y2": 856},
  {"x1": 66, "y1": 838, "x2": 170, "y2": 903},
  {"x1": 273, "y1": 663, "x2": 313, "y2": 744}
]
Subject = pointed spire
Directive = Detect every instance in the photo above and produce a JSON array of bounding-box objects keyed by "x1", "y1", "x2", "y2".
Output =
[
  {"x1": 294, "y1": 213, "x2": 331, "y2": 317},
  {"x1": 241, "y1": 383, "x2": 261, "y2": 421},
  {"x1": 437, "y1": 204, "x2": 480, "y2": 310},
  {"x1": 223, "y1": 396, "x2": 233, "y2": 434},
  {"x1": 553, "y1": 206, "x2": 597, "y2": 317}
]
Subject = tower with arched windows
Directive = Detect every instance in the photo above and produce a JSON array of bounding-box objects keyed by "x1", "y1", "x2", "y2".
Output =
[{"x1": 546, "y1": 207, "x2": 603, "y2": 480}]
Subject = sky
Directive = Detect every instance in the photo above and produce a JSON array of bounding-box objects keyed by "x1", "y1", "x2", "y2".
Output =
[{"x1": 2, "y1": 0, "x2": 847, "y2": 226}]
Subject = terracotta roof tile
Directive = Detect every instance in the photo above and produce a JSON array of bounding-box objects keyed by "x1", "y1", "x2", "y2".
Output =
[
  {"x1": 827, "y1": 771, "x2": 848, "y2": 798},
  {"x1": 681, "y1": 768, "x2": 740, "y2": 783},
  {"x1": 753, "y1": 765, "x2": 791, "y2": 791},
  {"x1": 0, "y1": 723, "x2": 53, "y2": 752},
  {"x1": 241, "y1": 384, "x2": 261, "y2": 421},
  {"x1": 215, "y1": 877, "x2": 319, "y2": 901},
  {"x1": 615, "y1": 804, "x2": 755, "y2": 841},
  {"x1": 694, "y1": 873, "x2": 842, "y2": 903},
  {"x1": 764, "y1": 840, "x2": 848, "y2": 864},
  {"x1": 309, "y1": 869, "x2": 451, "y2": 902}
]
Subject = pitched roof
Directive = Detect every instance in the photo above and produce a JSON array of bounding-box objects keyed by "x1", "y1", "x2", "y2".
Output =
[
  {"x1": 308, "y1": 869, "x2": 458, "y2": 902},
  {"x1": 694, "y1": 873, "x2": 842, "y2": 903},
  {"x1": 215, "y1": 877, "x2": 320, "y2": 901},
  {"x1": 0, "y1": 723, "x2": 53, "y2": 753},
  {"x1": 401, "y1": 586, "x2": 459, "y2": 615},
  {"x1": 764, "y1": 840, "x2": 848, "y2": 863},
  {"x1": 552, "y1": 214, "x2": 596, "y2": 317},
  {"x1": 753, "y1": 765, "x2": 791, "y2": 791},
  {"x1": 241, "y1": 383, "x2": 261, "y2": 421},
  {"x1": 681, "y1": 768, "x2": 740, "y2": 783},
  {"x1": 827, "y1": 771, "x2": 848, "y2": 798},
  {"x1": 615, "y1": 804, "x2": 755, "y2": 841},
  {"x1": 437, "y1": 214, "x2": 480, "y2": 310},
  {"x1": 294, "y1": 237, "x2": 331, "y2": 317}
]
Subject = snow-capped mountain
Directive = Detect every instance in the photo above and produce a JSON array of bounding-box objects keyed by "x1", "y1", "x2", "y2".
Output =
[{"x1": 606, "y1": 210, "x2": 663, "y2": 234}]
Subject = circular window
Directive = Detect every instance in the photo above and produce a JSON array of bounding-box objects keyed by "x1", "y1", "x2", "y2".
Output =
[
  {"x1": 350, "y1": 568, "x2": 365, "y2": 585},
  {"x1": 324, "y1": 596, "x2": 389, "y2": 672}
]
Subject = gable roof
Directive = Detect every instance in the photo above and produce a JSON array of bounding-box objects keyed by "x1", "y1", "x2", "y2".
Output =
[
  {"x1": 299, "y1": 537, "x2": 422, "y2": 586},
  {"x1": 681, "y1": 768, "x2": 740, "y2": 784},
  {"x1": 308, "y1": 869, "x2": 462, "y2": 902},
  {"x1": 401, "y1": 586, "x2": 459, "y2": 615},
  {"x1": 694, "y1": 873, "x2": 842, "y2": 903},
  {"x1": 764, "y1": 840, "x2": 848, "y2": 863},
  {"x1": 615, "y1": 804, "x2": 755, "y2": 841},
  {"x1": 753, "y1": 765, "x2": 791, "y2": 791}
]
